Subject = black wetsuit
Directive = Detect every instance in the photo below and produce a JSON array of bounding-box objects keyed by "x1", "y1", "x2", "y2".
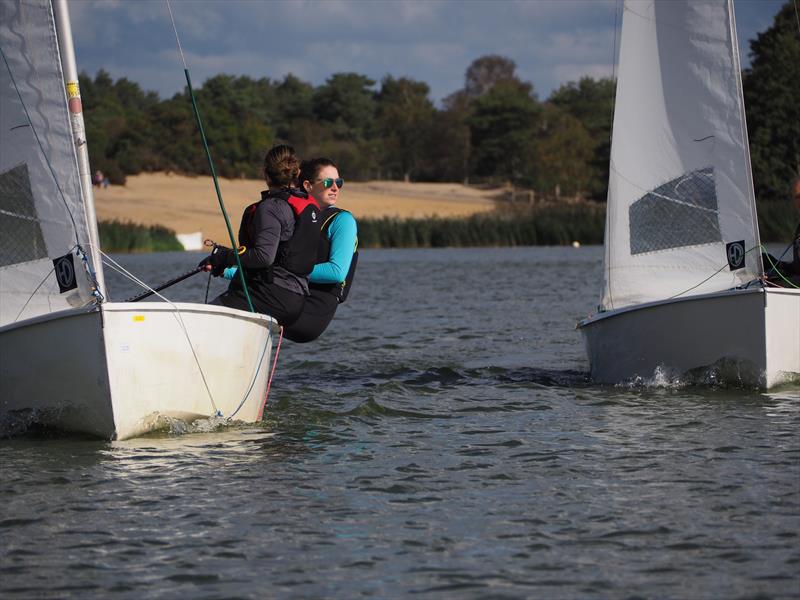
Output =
[{"x1": 284, "y1": 208, "x2": 358, "y2": 343}]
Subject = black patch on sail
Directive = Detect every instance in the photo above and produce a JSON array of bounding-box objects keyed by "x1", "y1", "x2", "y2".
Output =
[
  {"x1": 53, "y1": 253, "x2": 77, "y2": 293},
  {"x1": 629, "y1": 167, "x2": 722, "y2": 255},
  {"x1": 726, "y1": 240, "x2": 746, "y2": 271},
  {"x1": 0, "y1": 164, "x2": 48, "y2": 266}
]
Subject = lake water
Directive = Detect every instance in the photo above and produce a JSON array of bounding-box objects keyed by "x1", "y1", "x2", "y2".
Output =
[{"x1": 2, "y1": 247, "x2": 798, "y2": 599}]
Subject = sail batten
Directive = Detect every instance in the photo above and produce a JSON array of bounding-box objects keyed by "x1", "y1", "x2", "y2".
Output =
[{"x1": 601, "y1": 0, "x2": 761, "y2": 311}]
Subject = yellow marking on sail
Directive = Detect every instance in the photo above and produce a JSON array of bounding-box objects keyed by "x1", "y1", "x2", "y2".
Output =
[{"x1": 133, "y1": 315, "x2": 145, "y2": 322}]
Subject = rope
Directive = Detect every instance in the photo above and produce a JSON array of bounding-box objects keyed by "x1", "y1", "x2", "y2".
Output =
[
  {"x1": 258, "y1": 326, "x2": 285, "y2": 422},
  {"x1": 666, "y1": 244, "x2": 799, "y2": 300},
  {"x1": 761, "y1": 247, "x2": 800, "y2": 289},
  {"x1": 12, "y1": 245, "x2": 98, "y2": 323},
  {"x1": 228, "y1": 326, "x2": 273, "y2": 419},
  {"x1": 164, "y1": 0, "x2": 255, "y2": 313},
  {"x1": 666, "y1": 243, "x2": 760, "y2": 299},
  {"x1": 100, "y1": 251, "x2": 220, "y2": 415}
]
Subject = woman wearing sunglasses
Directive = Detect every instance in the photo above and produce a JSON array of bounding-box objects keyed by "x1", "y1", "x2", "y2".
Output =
[
  {"x1": 283, "y1": 157, "x2": 358, "y2": 343},
  {"x1": 200, "y1": 144, "x2": 321, "y2": 325}
]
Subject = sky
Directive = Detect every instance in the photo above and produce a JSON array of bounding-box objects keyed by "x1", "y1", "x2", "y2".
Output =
[{"x1": 69, "y1": 0, "x2": 786, "y2": 105}]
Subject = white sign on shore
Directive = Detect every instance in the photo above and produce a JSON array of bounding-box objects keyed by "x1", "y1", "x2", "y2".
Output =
[{"x1": 176, "y1": 232, "x2": 203, "y2": 251}]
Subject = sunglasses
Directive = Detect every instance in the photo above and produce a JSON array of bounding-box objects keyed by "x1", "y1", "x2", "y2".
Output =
[{"x1": 317, "y1": 177, "x2": 344, "y2": 189}]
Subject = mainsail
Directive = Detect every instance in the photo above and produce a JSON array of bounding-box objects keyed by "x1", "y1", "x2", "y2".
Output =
[
  {"x1": 601, "y1": 0, "x2": 761, "y2": 311},
  {"x1": 0, "y1": 0, "x2": 99, "y2": 325}
]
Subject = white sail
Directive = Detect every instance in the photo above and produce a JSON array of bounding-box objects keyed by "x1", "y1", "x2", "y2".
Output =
[
  {"x1": 0, "y1": 0, "x2": 98, "y2": 326},
  {"x1": 601, "y1": 0, "x2": 761, "y2": 311}
]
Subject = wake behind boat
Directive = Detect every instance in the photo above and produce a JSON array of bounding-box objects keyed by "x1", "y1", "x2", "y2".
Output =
[
  {"x1": 578, "y1": 0, "x2": 800, "y2": 388},
  {"x1": 0, "y1": 0, "x2": 277, "y2": 439}
]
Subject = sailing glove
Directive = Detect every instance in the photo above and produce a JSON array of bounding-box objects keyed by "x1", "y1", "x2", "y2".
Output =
[{"x1": 198, "y1": 245, "x2": 236, "y2": 277}]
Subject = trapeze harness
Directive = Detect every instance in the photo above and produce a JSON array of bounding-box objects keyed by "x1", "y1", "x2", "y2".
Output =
[{"x1": 311, "y1": 207, "x2": 358, "y2": 302}]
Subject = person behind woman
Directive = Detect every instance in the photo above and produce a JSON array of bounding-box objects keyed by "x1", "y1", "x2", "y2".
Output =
[
  {"x1": 763, "y1": 175, "x2": 800, "y2": 286},
  {"x1": 199, "y1": 144, "x2": 320, "y2": 325},
  {"x1": 283, "y1": 158, "x2": 358, "y2": 342}
]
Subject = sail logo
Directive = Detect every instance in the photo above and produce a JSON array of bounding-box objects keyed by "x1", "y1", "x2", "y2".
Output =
[
  {"x1": 726, "y1": 240, "x2": 746, "y2": 271},
  {"x1": 53, "y1": 253, "x2": 78, "y2": 293}
]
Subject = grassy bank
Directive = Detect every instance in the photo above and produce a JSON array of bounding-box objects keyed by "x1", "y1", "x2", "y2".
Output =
[
  {"x1": 98, "y1": 201, "x2": 795, "y2": 252},
  {"x1": 357, "y1": 203, "x2": 606, "y2": 248},
  {"x1": 357, "y1": 201, "x2": 796, "y2": 248},
  {"x1": 98, "y1": 220, "x2": 183, "y2": 253}
]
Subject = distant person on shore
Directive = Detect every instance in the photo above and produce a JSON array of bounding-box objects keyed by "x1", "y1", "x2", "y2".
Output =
[
  {"x1": 198, "y1": 144, "x2": 321, "y2": 325},
  {"x1": 93, "y1": 170, "x2": 103, "y2": 188},
  {"x1": 763, "y1": 175, "x2": 800, "y2": 286}
]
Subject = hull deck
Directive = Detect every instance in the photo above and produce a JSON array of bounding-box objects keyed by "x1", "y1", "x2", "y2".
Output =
[
  {"x1": 0, "y1": 302, "x2": 277, "y2": 439},
  {"x1": 578, "y1": 288, "x2": 800, "y2": 388}
]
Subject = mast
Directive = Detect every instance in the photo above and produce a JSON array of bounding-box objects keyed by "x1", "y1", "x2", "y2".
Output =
[{"x1": 52, "y1": 0, "x2": 106, "y2": 298}]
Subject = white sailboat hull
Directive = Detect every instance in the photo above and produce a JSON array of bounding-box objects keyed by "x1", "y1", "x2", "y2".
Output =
[
  {"x1": 579, "y1": 288, "x2": 800, "y2": 388},
  {"x1": 0, "y1": 302, "x2": 277, "y2": 439}
]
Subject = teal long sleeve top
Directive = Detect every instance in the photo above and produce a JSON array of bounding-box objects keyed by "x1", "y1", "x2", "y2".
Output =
[
  {"x1": 310, "y1": 210, "x2": 358, "y2": 284},
  {"x1": 223, "y1": 210, "x2": 357, "y2": 284}
]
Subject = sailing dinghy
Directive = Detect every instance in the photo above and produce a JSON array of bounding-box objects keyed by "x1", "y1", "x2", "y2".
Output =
[
  {"x1": 578, "y1": 0, "x2": 799, "y2": 388},
  {"x1": 0, "y1": 0, "x2": 278, "y2": 439}
]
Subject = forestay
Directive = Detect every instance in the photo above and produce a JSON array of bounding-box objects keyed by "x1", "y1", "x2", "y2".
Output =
[
  {"x1": 0, "y1": 0, "x2": 99, "y2": 326},
  {"x1": 601, "y1": 0, "x2": 761, "y2": 311}
]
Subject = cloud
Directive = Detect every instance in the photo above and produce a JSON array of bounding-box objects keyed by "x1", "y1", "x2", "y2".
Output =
[{"x1": 69, "y1": 0, "x2": 784, "y2": 103}]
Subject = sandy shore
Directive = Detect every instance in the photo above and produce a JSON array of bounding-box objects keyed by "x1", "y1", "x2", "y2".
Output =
[{"x1": 95, "y1": 173, "x2": 499, "y2": 245}]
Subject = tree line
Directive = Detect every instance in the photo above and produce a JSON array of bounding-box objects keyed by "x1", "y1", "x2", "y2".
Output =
[{"x1": 82, "y1": 1, "x2": 797, "y2": 204}]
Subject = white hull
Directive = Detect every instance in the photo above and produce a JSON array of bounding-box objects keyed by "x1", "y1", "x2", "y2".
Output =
[
  {"x1": 579, "y1": 288, "x2": 800, "y2": 388},
  {"x1": 0, "y1": 302, "x2": 277, "y2": 439}
]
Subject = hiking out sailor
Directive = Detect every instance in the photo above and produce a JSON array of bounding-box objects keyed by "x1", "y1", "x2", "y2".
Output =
[
  {"x1": 224, "y1": 157, "x2": 358, "y2": 342},
  {"x1": 284, "y1": 158, "x2": 358, "y2": 342},
  {"x1": 763, "y1": 175, "x2": 800, "y2": 286},
  {"x1": 199, "y1": 144, "x2": 320, "y2": 325}
]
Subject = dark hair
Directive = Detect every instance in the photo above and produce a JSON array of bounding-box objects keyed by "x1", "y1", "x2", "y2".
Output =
[
  {"x1": 263, "y1": 144, "x2": 300, "y2": 188},
  {"x1": 299, "y1": 157, "x2": 337, "y2": 187}
]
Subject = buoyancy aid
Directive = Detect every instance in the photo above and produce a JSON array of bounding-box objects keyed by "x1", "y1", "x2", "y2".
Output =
[
  {"x1": 311, "y1": 207, "x2": 358, "y2": 303},
  {"x1": 240, "y1": 188, "x2": 321, "y2": 280}
]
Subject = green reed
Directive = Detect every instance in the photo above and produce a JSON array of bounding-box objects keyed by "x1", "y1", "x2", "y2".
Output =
[
  {"x1": 357, "y1": 203, "x2": 607, "y2": 248},
  {"x1": 96, "y1": 201, "x2": 795, "y2": 253},
  {"x1": 98, "y1": 220, "x2": 183, "y2": 253},
  {"x1": 357, "y1": 201, "x2": 797, "y2": 248}
]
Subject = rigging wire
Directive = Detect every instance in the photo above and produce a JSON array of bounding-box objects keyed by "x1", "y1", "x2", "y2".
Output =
[
  {"x1": 666, "y1": 244, "x2": 799, "y2": 300},
  {"x1": 259, "y1": 326, "x2": 285, "y2": 422},
  {"x1": 165, "y1": 0, "x2": 255, "y2": 313}
]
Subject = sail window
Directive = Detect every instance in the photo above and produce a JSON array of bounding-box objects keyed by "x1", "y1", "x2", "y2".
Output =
[
  {"x1": 629, "y1": 167, "x2": 721, "y2": 255},
  {"x1": 0, "y1": 164, "x2": 48, "y2": 267}
]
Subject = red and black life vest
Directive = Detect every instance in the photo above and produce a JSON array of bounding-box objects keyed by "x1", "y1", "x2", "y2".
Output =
[
  {"x1": 311, "y1": 207, "x2": 358, "y2": 303},
  {"x1": 240, "y1": 189, "x2": 321, "y2": 279}
]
